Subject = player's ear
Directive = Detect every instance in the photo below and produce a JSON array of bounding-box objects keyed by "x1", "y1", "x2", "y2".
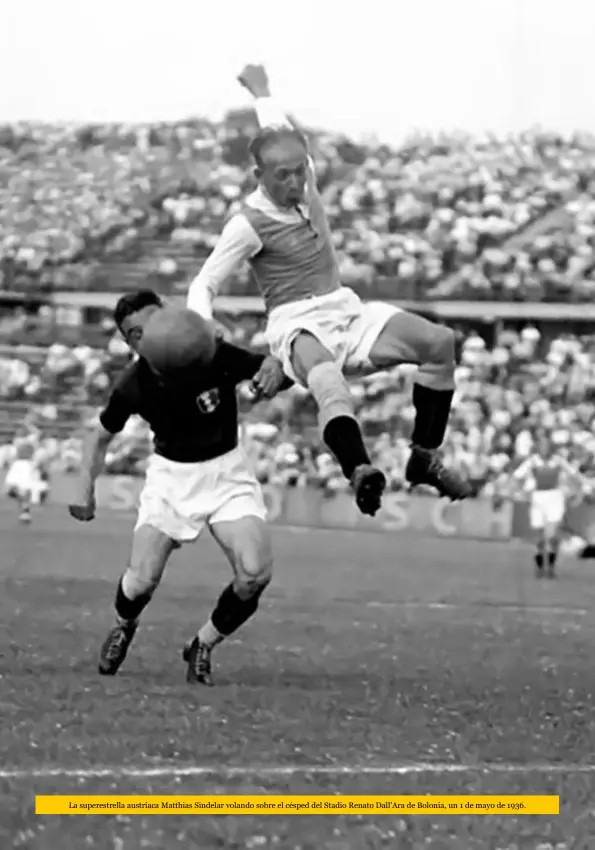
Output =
[{"x1": 253, "y1": 166, "x2": 262, "y2": 180}]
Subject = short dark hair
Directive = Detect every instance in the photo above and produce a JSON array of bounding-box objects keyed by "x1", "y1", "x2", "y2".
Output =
[
  {"x1": 249, "y1": 126, "x2": 308, "y2": 168},
  {"x1": 113, "y1": 289, "x2": 162, "y2": 330}
]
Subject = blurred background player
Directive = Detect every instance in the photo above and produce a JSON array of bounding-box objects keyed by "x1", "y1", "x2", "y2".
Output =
[
  {"x1": 68, "y1": 291, "x2": 291, "y2": 685},
  {"x1": 3, "y1": 426, "x2": 48, "y2": 523},
  {"x1": 187, "y1": 64, "x2": 471, "y2": 518},
  {"x1": 510, "y1": 436, "x2": 591, "y2": 578}
]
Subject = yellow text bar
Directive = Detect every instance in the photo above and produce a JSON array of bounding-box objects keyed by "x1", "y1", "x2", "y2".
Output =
[{"x1": 35, "y1": 795, "x2": 559, "y2": 815}]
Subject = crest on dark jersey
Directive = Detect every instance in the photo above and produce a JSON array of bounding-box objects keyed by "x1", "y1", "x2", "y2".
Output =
[{"x1": 196, "y1": 388, "x2": 220, "y2": 414}]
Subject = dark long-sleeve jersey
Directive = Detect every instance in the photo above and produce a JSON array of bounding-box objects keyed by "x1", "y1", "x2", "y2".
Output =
[{"x1": 99, "y1": 341, "x2": 289, "y2": 464}]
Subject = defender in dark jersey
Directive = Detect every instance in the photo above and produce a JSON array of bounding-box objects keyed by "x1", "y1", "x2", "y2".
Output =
[{"x1": 68, "y1": 290, "x2": 291, "y2": 685}]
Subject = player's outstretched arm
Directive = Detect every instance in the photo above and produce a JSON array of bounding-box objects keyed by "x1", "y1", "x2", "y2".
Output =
[
  {"x1": 237, "y1": 64, "x2": 291, "y2": 129},
  {"x1": 68, "y1": 423, "x2": 114, "y2": 522},
  {"x1": 237, "y1": 64, "x2": 319, "y2": 194},
  {"x1": 69, "y1": 378, "x2": 133, "y2": 522},
  {"x1": 187, "y1": 215, "x2": 262, "y2": 320}
]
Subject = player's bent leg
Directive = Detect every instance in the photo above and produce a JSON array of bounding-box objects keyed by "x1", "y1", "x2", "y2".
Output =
[
  {"x1": 184, "y1": 516, "x2": 273, "y2": 686},
  {"x1": 545, "y1": 524, "x2": 561, "y2": 578},
  {"x1": 18, "y1": 487, "x2": 32, "y2": 524},
  {"x1": 291, "y1": 331, "x2": 385, "y2": 516},
  {"x1": 8, "y1": 484, "x2": 32, "y2": 523},
  {"x1": 5, "y1": 479, "x2": 32, "y2": 523},
  {"x1": 210, "y1": 515, "x2": 273, "y2": 600},
  {"x1": 368, "y1": 313, "x2": 470, "y2": 501},
  {"x1": 99, "y1": 525, "x2": 177, "y2": 676},
  {"x1": 534, "y1": 531, "x2": 546, "y2": 578}
]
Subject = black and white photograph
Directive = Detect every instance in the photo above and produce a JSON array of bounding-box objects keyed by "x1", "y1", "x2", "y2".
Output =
[{"x1": 1, "y1": 0, "x2": 594, "y2": 846}]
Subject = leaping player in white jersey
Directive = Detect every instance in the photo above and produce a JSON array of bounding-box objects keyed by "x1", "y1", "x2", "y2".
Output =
[
  {"x1": 511, "y1": 436, "x2": 590, "y2": 578},
  {"x1": 187, "y1": 64, "x2": 472, "y2": 518}
]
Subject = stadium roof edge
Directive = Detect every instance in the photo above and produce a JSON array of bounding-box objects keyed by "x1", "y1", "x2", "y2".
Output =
[{"x1": 47, "y1": 291, "x2": 595, "y2": 321}]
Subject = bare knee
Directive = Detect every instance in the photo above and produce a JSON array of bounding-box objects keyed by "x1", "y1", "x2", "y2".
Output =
[
  {"x1": 126, "y1": 527, "x2": 174, "y2": 597},
  {"x1": 211, "y1": 518, "x2": 273, "y2": 599},
  {"x1": 370, "y1": 313, "x2": 455, "y2": 370},
  {"x1": 290, "y1": 332, "x2": 354, "y2": 431},
  {"x1": 290, "y1": 331, "x2": 334, "y2": 385},
  {"x1": 125, "y1": 558, "x2": 163, "y2": 598},
  {"x1": 234, "y1": 533, "x2": 273, "y2": 597},
  {"x1": 235, "y1": 553, "x2": 273, "y2": 598},
  {"x1": 426, "y1": 324, "x2": 455, "y2": 364}
]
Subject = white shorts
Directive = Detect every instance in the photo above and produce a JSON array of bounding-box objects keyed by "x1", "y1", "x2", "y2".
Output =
[
  {"x1": 530, "y1": 489, "x2": 566, "y2": 530},
  {"x1": 265, "y1": 287, "x2": 400, "y2": 385},
  {"x1": 135, "y1": 446, "x2": 267, "y2": 543},
  {"x1": 4, "y1": 459, "x2": 36, "y2": 498}
]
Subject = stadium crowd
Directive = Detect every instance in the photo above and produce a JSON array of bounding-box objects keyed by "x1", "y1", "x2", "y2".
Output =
[
  {"x1": 2, "y1": 118, "x2": 595, "y2": 301},
  {"x1": 2, "y1": 116, "x2": 595, "y2": 496},
  {"x1": 1, "y1": 320, "x2": 595, "y2": 497}
]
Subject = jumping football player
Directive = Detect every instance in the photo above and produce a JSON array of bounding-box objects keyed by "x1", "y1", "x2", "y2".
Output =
[
  {"x1": 187, "y1": 64, "x2": 471, "y2": 518},
  {"x1": 68, "y1": 289, "x2": 291, "y2": 685}
]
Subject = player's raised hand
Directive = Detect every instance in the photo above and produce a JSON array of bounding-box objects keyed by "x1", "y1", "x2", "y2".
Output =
[
  {"x1": 237, "y1": 64, "x2": 270, "y2": 98},
  {"x1": 68, "y1": 494, "x2": 96, "y2": 522},
  {"x1": 250, "y1": 356, "x2": 286, "y2": 399}
]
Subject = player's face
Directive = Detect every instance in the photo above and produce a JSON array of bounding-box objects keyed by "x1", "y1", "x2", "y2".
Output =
[
  {"x1": 119, "y1": 305, "x2": 161, "y2": 352},
  {"x1": 257, "y1": 141, "x2": 308, "y2": 207}
]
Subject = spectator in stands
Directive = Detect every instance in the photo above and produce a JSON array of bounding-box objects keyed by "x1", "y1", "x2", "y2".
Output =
[
  {"x1": 2, "y1": 118, "x2": 595, "y2": 302},
  {"x1": 3, "y1": 115, "x2": 595, "y2": 493}
]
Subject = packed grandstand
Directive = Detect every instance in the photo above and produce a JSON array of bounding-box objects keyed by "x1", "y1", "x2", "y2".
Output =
[{"x1": 1, "y1": 114, "x2": 595, "y2": 495}]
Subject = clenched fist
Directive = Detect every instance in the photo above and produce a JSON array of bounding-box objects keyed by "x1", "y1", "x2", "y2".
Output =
[{"x1": 237, "y1": 64, "x2": 270, "y2": 99}]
